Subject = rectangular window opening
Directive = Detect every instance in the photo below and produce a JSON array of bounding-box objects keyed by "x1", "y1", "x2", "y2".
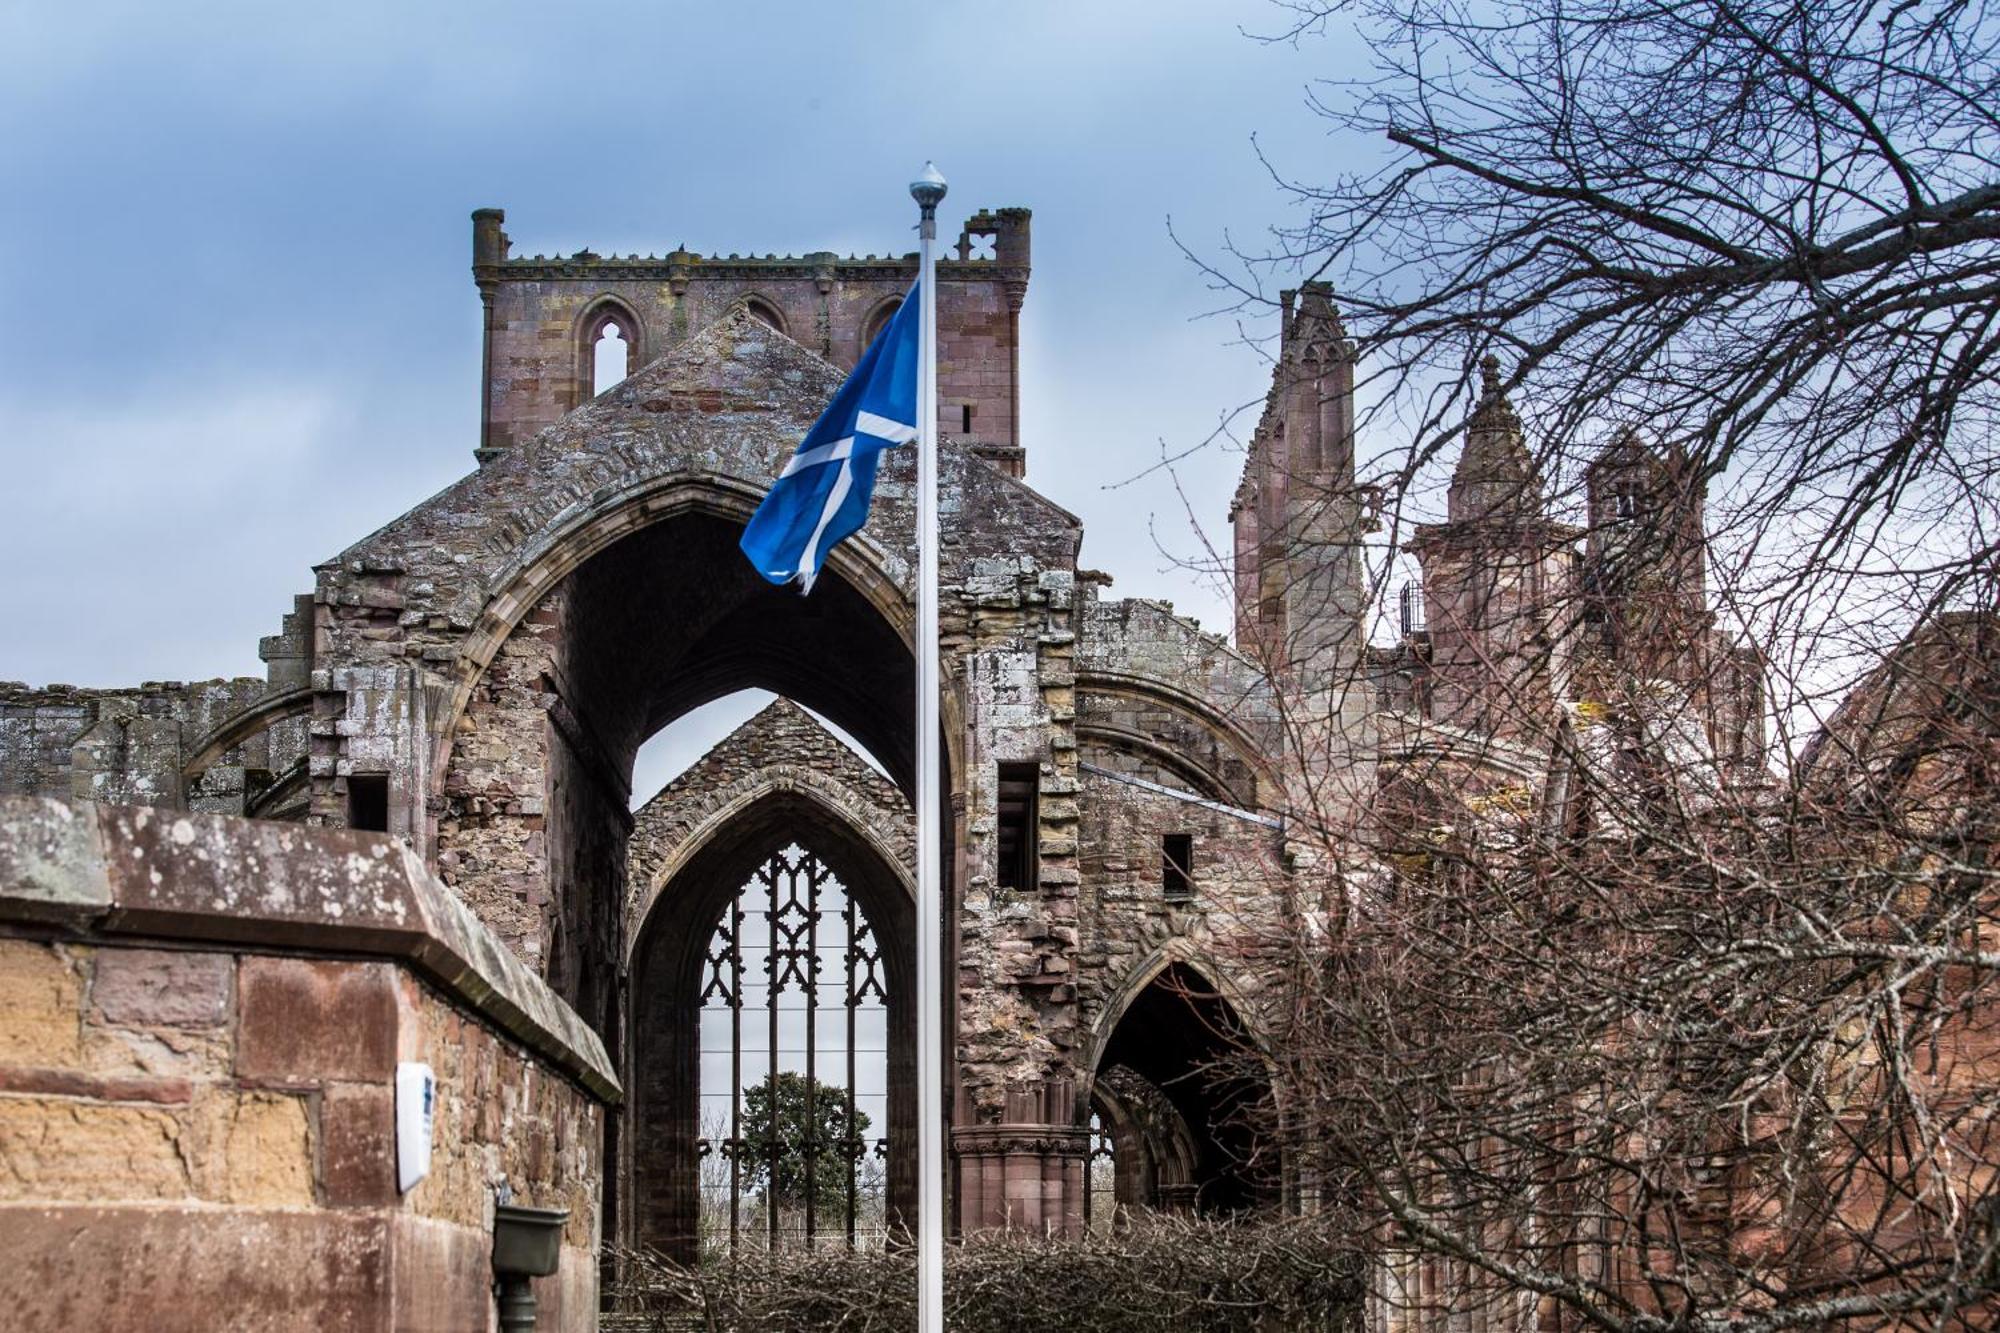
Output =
[
  {"x1": 961, "y1": 404, "x2": 975, "y2": 435},
  {"x1": 1162, "y1": 833, "x2": 1195, "y2": 901},
  {"x1": 347, "y1": 774, "x2": 390, "y2": 833},
  {"x1": 996, "y1": 762, "x2": 1039, "y2": 891}
]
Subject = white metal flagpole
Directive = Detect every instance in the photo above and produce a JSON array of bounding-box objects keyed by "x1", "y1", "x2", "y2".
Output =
[{"x1": 909, "y1": 160, "x2": 947, "y2": 1333}]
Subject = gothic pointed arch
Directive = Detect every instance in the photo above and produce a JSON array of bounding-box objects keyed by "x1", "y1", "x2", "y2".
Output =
[
  {"x1": 738, "y1": 294, "x2": 788, "y2": 336},
  {"x1": 625, "y1": 697, "x2": 914, "y2": 961},
  {"x1": 859, "y1": 295, "x2": 902, "y2": 353},
  {"x1": 1083, "y1": 939, "x2": 1266, "y2": 1074},
  {"x1": 576, "y1": 294, "x2": 646, "y2": 402},
  {"x1": 625, "y1": 785, "x2": 916, "y2": 1261},
  {"x1": 1082, "y1": 951, "x2": 1272, "y2": 1214}
]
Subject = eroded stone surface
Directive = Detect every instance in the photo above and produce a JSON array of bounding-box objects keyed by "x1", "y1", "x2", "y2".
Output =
[
  {"x1": 91, "y1": 948, "x2": 231, "y2": 1029},
  {"x1": 0, "y1": 938, "x2": 83, "y2": 1066},
  {"x1": 236, "y1": 956, "x2": 400, "y2": 1084}
]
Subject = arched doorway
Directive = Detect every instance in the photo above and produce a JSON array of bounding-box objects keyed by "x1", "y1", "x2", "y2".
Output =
[
  {"x1": 1088, "y1": 961, "x2": 1270, "y2": 1215},
  {"x1": 628, "y1": 791, "x2": 915, "y2": 1262}
]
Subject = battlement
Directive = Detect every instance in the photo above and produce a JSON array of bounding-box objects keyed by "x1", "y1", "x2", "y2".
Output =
[{"x1": 474, "y1": 207, "x2": 1031, "y2": 276}]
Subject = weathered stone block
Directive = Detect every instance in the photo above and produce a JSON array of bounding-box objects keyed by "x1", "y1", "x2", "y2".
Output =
[
  {"x1": 389, "y1": 1214, "x2": 494, "y2": 1331},
  {"x1": 0, "y1": 1097, "x2": 187, "y2": 1201},
  {"x1": 321, "y1": 1081, "x2": 397, "y2": 1206},
  {"x1": 0, "y1": 938, "x2": 83, "y2": 1066},
  {"x1": 91, "y1": 948, "x2": 231, "y2": 1029},
  {"x1": 188, "y1": 1087, "x2": 314, "y2": 1206},
  {"x1": 0, "y1": 797, "x2": 108, "y2": 922},
  {"x1": 0, "y1": 1206, "x2": 391, "y2": 1332},
  {"x1": 236, "y1": 956, "x2": 400, "y2": 1084}
]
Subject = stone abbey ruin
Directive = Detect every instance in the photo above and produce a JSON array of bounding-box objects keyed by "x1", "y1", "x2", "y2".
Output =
[{"x1": 3, "y1": 202, "x2": 1973, "y2": 1331}]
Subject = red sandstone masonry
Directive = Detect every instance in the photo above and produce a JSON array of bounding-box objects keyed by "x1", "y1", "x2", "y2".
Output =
[
  {"x1": 0, "y1": 796, "x2": 618, "y2": 1332},
  {"x1": 90, "y1": 947, "x2": 231, "y2": 1028},
  {"x1": 321, "y1": 1081, "x2": 397, "y2": 1207},
  {"x1": 236, "y1": 956, "x2": 400, "y2": 1085}
]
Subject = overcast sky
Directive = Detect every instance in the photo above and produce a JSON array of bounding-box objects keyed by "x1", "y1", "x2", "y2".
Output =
[{"x1": 0, "y1": 0, "x2": 1376, "y2": 796}]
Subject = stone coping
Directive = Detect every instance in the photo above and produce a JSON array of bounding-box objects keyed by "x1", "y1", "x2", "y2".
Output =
[{"x1": 0, "y1": 797, "x2": 620, "y2": 1103}]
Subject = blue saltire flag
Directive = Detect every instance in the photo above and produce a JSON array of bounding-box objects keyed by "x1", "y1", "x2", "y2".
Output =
[{"x1": 740, "y1": 281, "x2": 921, "y2": 592}]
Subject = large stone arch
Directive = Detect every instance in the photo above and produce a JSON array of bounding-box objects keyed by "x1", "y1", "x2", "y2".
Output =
[
  {"x1": 304, "y1": 300, "x2": 1074, "y2": 970},
  {"x1": 428, "y1": 478, "x2": 944, "y2": 799},
  {"x1": 294, "y1": 299, "x2": 1084, "y2": 1243},
  {"x1": 1079, "y1": 947, "x2": 1275, "y2": 1215},
  {"x1": 624, "y1": 786, "x2": 917, "y2": 1261},
  {"x1": 1082, "y1": 938, "x2": 1269, "y2": 1082},
  {"x1": 429, "y1": 496, "x2": 954, "y2": 1048},
  {"x1": 1077, "y1": 669, "x2": 1281, "y2": 808}
]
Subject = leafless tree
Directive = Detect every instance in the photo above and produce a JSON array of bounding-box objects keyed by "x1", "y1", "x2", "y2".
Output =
[
  {"x1": 1248, "y1": 607, "x2": 1999, "y2": 1331},
  {"x1": 1176, "y1": 2, "x2": 2000, "y2": 1328},
  {"x1": 1196, "y1": 0, "x2": 1999, "y2": 717}
]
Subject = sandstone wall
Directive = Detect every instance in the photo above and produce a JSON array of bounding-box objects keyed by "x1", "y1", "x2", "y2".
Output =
[
  {"x1": 0, "y1": 677, "x2": 295, "y2": 813},
  {"x1": 0, "y1": 798, "x2": 617, "y2": 1333}
]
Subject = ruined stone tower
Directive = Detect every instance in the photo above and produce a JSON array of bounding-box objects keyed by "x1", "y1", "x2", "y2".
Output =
[
  {"x1": 473, "y1": 206, "x2": 1031, "y2": 476},
  {"x1": 1406, "y1": 358, "x2": 1582, "y2": 742}
]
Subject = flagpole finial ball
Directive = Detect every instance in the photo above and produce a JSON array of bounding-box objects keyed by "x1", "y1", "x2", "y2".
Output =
[{"x1": 910, "y1": 162, "x2": 948, "y2": 213}]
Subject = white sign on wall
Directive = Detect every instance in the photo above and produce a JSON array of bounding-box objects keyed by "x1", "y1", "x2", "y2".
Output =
[{"x1": 395, "y1": 1062, "x2": 435, "y2": 1194}]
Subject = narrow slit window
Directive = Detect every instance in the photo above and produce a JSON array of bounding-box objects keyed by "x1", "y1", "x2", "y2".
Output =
[
  {"x1": 348, "y1": 774, "x2": 389, "y2": 833},
  {"x1": 1162, "y1": 833, "x2": 1194, "y2": 901},
  {"x1": 1613, "y1": 481, "x2": 1647, "y2": 520},
  {"x1": 961, "y1": 404, "x2": 974, "y2": 435},
  {"x1": 995, "y1": 763, "x2": 1039, "y2": 891}
]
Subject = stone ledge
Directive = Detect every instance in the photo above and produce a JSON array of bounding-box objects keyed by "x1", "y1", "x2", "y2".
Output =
[{"x1": 0, "y1": 797, "x2": 620, "y2": 1103}]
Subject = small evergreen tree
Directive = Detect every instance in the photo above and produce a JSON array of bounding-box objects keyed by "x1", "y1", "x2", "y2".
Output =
[{"x1": 738, "y1": 1071, "x2": 871, "y2": 1211}]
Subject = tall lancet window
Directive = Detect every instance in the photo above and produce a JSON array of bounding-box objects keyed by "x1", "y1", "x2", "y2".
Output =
[{"x1": 696, "y1": 843, "x2": 890, "y2": 1257}]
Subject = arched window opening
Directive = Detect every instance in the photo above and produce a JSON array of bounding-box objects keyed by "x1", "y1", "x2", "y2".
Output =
[
  {"x1": 1083, "y1": 1107, "x2": 1118, "y2": 1234},
  {"x1": 743, "y1": 297, "x2": 786, "y2": 334},
  {"x1": 697, "y1": 843, "x2": 889, "y2": 1258},
  {"x1": 862, "y1": 300, "x2": 900, "y2": 350},
  {"x1": 1095, "y1": 964, "x2": 1269, "y2": 1215},
  {"x1": 593, "y1": 320, "x2": 630, "y2": 395},
  {"x1": 631, "y1": 689, "x2": 889, "y2": 814}
]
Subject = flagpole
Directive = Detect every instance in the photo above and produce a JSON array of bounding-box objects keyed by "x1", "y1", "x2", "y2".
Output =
[{"x1": 909, "y1": 161, "x2": 947, "y2": 1333}]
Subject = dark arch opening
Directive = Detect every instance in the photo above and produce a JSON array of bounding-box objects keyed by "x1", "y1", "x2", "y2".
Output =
[
  {"x1": 477, "y1": 507, "x2": 948, "y2": 1267},
  {"x1": 1088, "y1": 1063, "x2": 1201, "y2": 1229},
  {"x1": 628, "y1": 791, "x2": 915, "y2": 1262},
  {"x1": 1092, "y1": 962, "x2": 1270, "y2": 1214},
  {"x1": 560, "y1": 512, "x2": 916, "y2": 797}
]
